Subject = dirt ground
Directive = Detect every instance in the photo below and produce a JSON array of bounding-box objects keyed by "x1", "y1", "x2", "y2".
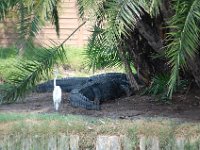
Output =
[{"x1": 1, "y1": 89, "x2": 200, "y2": 122}]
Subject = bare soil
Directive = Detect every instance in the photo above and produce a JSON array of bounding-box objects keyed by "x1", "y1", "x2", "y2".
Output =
[{"x1": 1, "y1": 89, "x2": 200, "y2": 122}]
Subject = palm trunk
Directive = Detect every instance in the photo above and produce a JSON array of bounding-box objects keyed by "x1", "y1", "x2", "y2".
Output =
[
  {"x1": 118, "y1": 48, "x2": 139, "y2": 91},
  {"x1": 136, "y1": 20, "x2": 163, "y2": 53},
  {"x1": 122, "y1": 26, "x2": 168, "y2": 85},
  {"x1": 186, "y1": 55, "x2": 200, "y2": 87}
]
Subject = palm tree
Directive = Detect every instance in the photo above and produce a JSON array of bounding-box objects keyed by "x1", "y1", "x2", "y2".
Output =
[
  {"x1": 0, "y1": 0, "x2": 60, "y2": 40},
  {"x1": 0, "y1": 0, "x2": 64, "y2": 103},
  {"x1": 80, "y1": 0, "x2": 200, "y2": 98},
  {"x1": 80, "y1": 0, "x2": 168, "y2": 85},
  {"x1": 166, "y1": 0, "x2": 200, "y2": 97},
  {"x1": 1, "y1": 0, "x2": 200, "y2": 103}
]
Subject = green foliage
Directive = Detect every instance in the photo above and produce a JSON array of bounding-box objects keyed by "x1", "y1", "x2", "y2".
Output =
[
  {"x1": 0, "y1": 59, "x2": 19, "y2": 81},
  {"x1": 0, "y1": 0, "x2": 60, "y2": 41},
  {"x1": 127, "y1": 127, "x2": 139, "y2": 149},
  {"x1": 145, "y1": 74, "x2": 170, "y2": 96},
  {"x1": 0, "y1": 47, "x2": 19, "y2": 81},
  {"x1": 144, "y1": 74, "x2": 188, "y2": 101},
  {"x1": 65, "y1": 46, "x2": 86, "y2": 71},
  {"x1": 1, "y1": 45, "x2": 66, "y2": 103},
  {"x1": 1, "y1": 0, "x2": 200, "y2": 101},
  {"x1": 0, "y1": 113, "x2": 83, "y2": 123},
  {"x1": 0, "y1": 20, "x2": 88, "y2": 103},
  {"x1": 0, "y1": 0, "x2": 20, "y2": 20},
  {"x1": 84, "y1": 43, "x2": 122, "y2": 70},
  {"x1": 0, "y1": 47, "x2": 18, "y2": 59},
  {"x1": 78, "y1": 0, "x2": 200, "y2": 98},
  {"x1": 148, "y1": 0, "x2": 163, "y2": 16},
  {"x1": 184, "y1": 139, "x2": 200, "y2": 150},
  {"x1": 167, "y1": 0, "x2": 200, "y2": 97},
  {"x1": 77, "y1": 0, "x2": 145, "y2": 71}
]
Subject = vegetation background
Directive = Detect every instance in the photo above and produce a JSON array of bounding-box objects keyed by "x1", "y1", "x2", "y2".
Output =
[{"x1": 0, "y1": 1, "x2": 200, "y2": 149}]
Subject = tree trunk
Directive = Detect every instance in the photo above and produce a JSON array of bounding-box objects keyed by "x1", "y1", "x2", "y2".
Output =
[
  {"x1": 136, "y1": 12, "x2": 164, "y2": 53},
  {"x1": 118, "y1": 48, "x2": 139, "y2": 91},
  {"x1": 123, "y1": 27, "x2": 168, "y2": 85},
  {"x1": 186, "y1": 55, "x2": 200, "y2": 87},
  {"x1": 136, "y1": 20, "x2": 163, "y2": 53}
]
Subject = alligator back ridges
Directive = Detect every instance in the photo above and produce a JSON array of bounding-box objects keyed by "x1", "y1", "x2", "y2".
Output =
[
  {"x1": 35, "y1": 77, "x2": 88, "y2": 93},
  {"x1": 35, "y1": 73, "x2": 130, "y2": 93},
  {"x1": 88, "y1": 73, "x2": 127, "y2": 81}
]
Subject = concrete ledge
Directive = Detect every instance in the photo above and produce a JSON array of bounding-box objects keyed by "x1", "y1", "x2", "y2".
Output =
[{"x1": 0, "y1": 134, "x2": 199, "y2": 150}]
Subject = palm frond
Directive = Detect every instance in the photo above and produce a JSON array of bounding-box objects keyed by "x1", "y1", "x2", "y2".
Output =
[
  {"x1": 84, "y1": 23, "x2": 121, "y2": 70},
  {"x1": 0, "y1": 0, "x2": 60, "y2": 41},
  {"x1": 84, "y1": 43, "x2": 122, "y2": 70},
  {"x1": 0, "y1": 1, "x2": 9, "y2": 20},
  {"x1": 137, "y1": 0, "x2": 164, "y2": 17},
  {"x1": 2, "y1": 45, "x2": 66, "y2": 103},
  {"x1": 143, "y1": 73, "x2": 187, "y2": 102},
  {"x1": 17, "y1": 13, "x2": 42, "y2": 40},
  {"x1": 149, "y1": 0, "x2": 163, "y2": 16},
  {"x1": 77, "y1": 0, "x2": 105, "y2": 19},
  {"x1": 113, "y1": 0, "x2": 143, "y2": 35},
  {"x1": 84, "y1": 0, "x2": 145, "y2": 70},
  {"x1": 0, "y1": 0, "x2": 20, "y2": 20},
  {"x1": 76, "y1": 0, "x2": 96, "y2": 18},
  {"x1": 167, "y1": 0, "x2": 200, "y2": 97},
  {"x1": 26, "y1": 0, "x2": 60, "y2": 37},
  {"x1": 76, "y1": 0, "x2": 85, "y2": 18},
  {"x1": 34, "y1": 0, "x2": 60, "y2": 36},
  {"x1": 1, "y1": 21, "x2": 86, "y2": 103},
  {"x1": 48, "y1": 0, "x2": 60, "y2": 36}
]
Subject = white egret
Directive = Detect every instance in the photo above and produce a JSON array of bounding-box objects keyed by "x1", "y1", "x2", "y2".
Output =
[{"x1": 53, "y1": 69, "x2": 62, "y2": 111}]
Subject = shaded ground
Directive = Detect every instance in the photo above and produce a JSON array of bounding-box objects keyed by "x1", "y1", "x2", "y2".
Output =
[{"x1": 1, "y1": 89, "x2": 200, "y2": 122}]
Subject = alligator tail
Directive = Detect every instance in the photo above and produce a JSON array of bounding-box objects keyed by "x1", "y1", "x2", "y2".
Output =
[{"x1": 69, "y1": 90, "x2": 100, "y2": 110}]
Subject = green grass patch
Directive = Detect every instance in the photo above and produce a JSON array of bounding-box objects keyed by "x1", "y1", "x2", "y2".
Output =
[
  {"x1": 63, "y1": 46, "x2": 124, "y2": 76},
  {"x1": 64, "y1": 46, "x2": 86, "y2": 71},
  {"x1": 0, "y1": 47, "x2": 21, "y2": 81},
  {"x1": 0, "y1": 47, "x2": 18, "y2": 59},
  {"x1": 0, "y1": 113, "x2": 84, "y2": 123},
  {"x1": 0, "y1": 113, "x2": 200, "y2": 149},
  {"x1": 0, "y1": 58, "x2": 20, "y2": 80},
  {"x1": 0, "y1": 46, "x2": 124, "y2": 81}
]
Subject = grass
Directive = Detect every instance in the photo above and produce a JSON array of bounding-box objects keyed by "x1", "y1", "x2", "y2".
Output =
[
  {"x1": 0, "y1": 113, "x2": 200, "y2": 149},
  {"x1": 2, "y1": 46, "x2": 200, "y2": 148},
  {"x1": 0, "y1": 46, "x2": 124, "y2": 81},
  {"x1": 0, "y1": 113, "x2": 200, "y2": 137},
  {"x1": 63, "y1": 46, "x2": 124, "y2": 77},
  {"x1": 0, "y1": 46, "x2": 86, "y2": 81},
  {"x1": 0, "y1": 46, "x2": 21, "y2": 81},
  {"x1": 64, "y1": 46, "x2": 86, "y2": 71}
]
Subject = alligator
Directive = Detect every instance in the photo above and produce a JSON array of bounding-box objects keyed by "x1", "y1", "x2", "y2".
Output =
[
  {"x1": 35, "y1": 72, "x2": 141, "y2": 110},
  {"x1": 35, "y1": 72, "x2": 132, "y2": 93},
  {"x1": 88, "y1": 72, "x2": 127, "y2": 82},
  {"x1": 35, "y1": 77, "x2": 88, "y2": 93},
  {"x1": 68, "y1": 78, "x2": 133, "y2": 110}
]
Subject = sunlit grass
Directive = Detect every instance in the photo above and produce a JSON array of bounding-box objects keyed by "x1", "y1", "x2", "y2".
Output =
[
  {"x1": 0, "y1": 58, "x2": 19, "y2": 81},
  {"x1": 0, "y1": 46, "x2": 124, "y2": 81},
  {"x1": 64, "y1": 46, "x2": 86, "y2": 71}
]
